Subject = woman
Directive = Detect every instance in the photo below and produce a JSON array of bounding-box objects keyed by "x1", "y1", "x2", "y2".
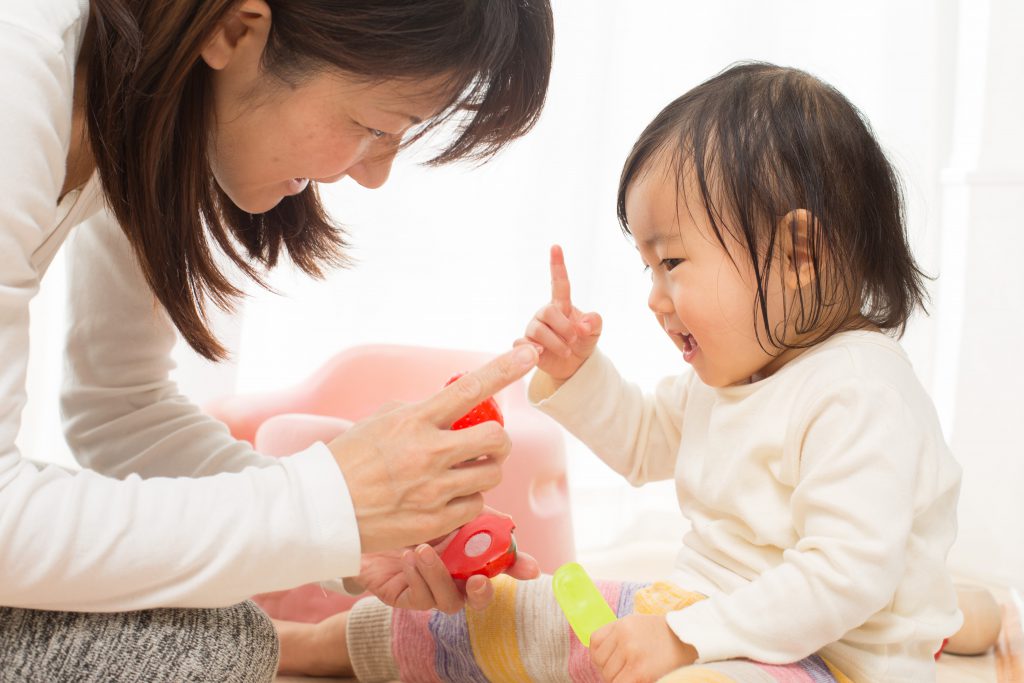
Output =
[{"x1": 0, "y1": 0, "x2": 552, "y2": 679}]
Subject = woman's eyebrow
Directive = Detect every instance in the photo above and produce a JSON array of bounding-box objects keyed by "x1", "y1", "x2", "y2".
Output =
[{"x1": 381, "y1": 108, "x2": 423, "y2": 125}]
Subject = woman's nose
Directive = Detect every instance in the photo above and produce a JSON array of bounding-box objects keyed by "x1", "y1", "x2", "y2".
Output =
[{"x1": 347, "y1": 148, "x2": 397, "y2": 189}]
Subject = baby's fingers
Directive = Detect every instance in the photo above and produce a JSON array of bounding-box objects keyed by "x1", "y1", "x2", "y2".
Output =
[
  {"x1": 573, "y1": 312, "x2": 603, "y2": 354},
  {"x1": 538, "y1": 305, "x2": 580, "y2": 344},
  {"x1": 591, "y1": 625, "x2": 627, "y2": 683},
  {"x1": 589, "y1": 622, "x2": 615, "y2": 664},
  {"x1": 465, "y1": 575, "x2": 496, "y2": 611},
  {"x1": 397, "y1": 550, "x2": 437, "y2": 611},
  {"x1": 550, "y1": 244, "x2": 573, "y2": 316},
  {"x1": 512, "y1": 337, "x2": 545, "y2": 356},
  {"x1": 578, "y1": 312, "x2": 602, "y2": 338},
  {"x1": 526, "y1": 315, "x2": 574, "y2": 358}
]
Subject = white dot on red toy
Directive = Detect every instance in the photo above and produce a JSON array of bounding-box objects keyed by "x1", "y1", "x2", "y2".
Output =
[{"x1": 464, "y1": 532, "x2": 493, "y2": 557}]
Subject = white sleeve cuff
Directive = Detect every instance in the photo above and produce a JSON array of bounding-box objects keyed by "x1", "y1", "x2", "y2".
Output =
[
  {"x1": 320, "y1": 576, "x2": 366, "y2": 596},
  {"x1": 666, "y1": 600, "x2": 739, "y2": 664},
  {"x1": 281, "y1": 442, "x2": 363, "y2": 578}
]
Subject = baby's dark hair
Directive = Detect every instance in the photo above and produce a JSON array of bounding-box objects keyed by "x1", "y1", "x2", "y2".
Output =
[{"x1": 617, "y1": 62, "x2": 929, "y2": 348}]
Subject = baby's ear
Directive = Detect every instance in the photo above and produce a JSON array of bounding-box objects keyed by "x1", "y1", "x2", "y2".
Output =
[{"x1": 778, "y1": 209, "x2": 817, "y2": 291}]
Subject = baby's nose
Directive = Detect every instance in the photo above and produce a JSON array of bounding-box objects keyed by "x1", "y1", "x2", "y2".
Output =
[{"x1": 648, "y1": 287, "x2": 673, "y2": 315}]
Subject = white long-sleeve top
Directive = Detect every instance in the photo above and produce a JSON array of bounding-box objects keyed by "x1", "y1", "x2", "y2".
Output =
[
  {"x1": 531, "y1": 332, "x2": 962, "y2": 682},
  {"x1": 1, "y1": 0, "x2": 361, "y2": 610}
]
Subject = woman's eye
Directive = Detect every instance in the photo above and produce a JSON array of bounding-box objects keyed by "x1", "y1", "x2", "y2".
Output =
[{"x1": 368, "y1": 128, "x2": 387, "y2": 139}]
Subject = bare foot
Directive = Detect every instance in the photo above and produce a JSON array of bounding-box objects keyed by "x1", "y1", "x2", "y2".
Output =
[{"x1": 274, "y1": 611, "x2": 353, "y2": 677}]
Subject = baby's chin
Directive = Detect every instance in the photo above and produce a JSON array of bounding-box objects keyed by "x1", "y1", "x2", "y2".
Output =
[{"x1": 693, "y1": 363, "x2": 758, "y2": 388}]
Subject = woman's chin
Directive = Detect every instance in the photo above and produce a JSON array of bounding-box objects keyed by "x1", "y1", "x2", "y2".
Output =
[
  {"x1": 218, "y1": 177, "x2": 310, "y2": 214},
  {"x1": 230, "y1": 191, "x2": 286, "y2": 215}
]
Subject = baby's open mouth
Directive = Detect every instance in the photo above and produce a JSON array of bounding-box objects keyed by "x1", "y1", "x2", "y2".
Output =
[{"x1": 682, "y1": 333, "x2": 699, "y2": 359}]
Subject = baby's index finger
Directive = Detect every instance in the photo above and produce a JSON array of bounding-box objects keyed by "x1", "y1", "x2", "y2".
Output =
[
  {"x1": 550, "y1": 244, "x2": 572, "y2": 314},
  {"x1": 422, "y1": 346, "x2": 538, "y2": 427}
]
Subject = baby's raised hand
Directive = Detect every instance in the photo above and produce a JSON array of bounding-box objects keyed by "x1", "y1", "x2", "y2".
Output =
[
  {"x1": 515, "y1": 245, "x2": 602, "y2": 383},
  {"x1": 589, "y1": 614, "x2": 698, "y2": 683}
]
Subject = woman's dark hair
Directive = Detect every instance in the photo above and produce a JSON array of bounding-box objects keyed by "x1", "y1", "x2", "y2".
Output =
[
  {"x1": 617, "y1": 62, "x2": 928, "y2": 349},
  {"x1": 85, "y1": 0, "x2": 554, "y2": 360}
]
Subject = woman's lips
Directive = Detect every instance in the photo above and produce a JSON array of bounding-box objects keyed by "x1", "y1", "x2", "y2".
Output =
[{"x1": 285, "y1": 177, "x2": 309, "y2": 195}]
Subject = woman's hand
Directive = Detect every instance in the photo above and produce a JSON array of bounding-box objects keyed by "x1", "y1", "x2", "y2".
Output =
[
  {"x1": 515, "y1": 244, "x2": 602, "y2": 384},
  {"x1": 355, "y1": 509, "x2": 541, "y2": 613},
  {"x1": 590, "y1": 614, "x2": 698, "y2": 683},
  {"x1": 327, "y1": 345, "x2": 537, "y2": 554}
]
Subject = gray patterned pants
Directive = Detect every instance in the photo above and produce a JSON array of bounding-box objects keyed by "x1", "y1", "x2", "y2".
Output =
[{"x1": 0, "y1": 601, "x2": 278, "y2": 682}]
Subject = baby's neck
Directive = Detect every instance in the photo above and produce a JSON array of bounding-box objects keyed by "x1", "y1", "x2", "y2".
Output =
[{"x1": 752, "y1": 315, "x2": 880, "y2": 383}]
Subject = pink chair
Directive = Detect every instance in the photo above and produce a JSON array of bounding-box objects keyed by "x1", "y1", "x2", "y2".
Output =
[{"x1": 205, "y1": 344, "x2": 575, "y2": 623}]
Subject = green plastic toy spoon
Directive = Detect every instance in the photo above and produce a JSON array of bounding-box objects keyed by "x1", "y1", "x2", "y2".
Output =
[{"x1": 552, "y1": 562, "x2": 617, "y2": 647}]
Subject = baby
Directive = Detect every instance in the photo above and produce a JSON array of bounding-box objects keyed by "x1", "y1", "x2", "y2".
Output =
[{"x1": 288, "y1": 61, "x2": 962, "y2": 683}]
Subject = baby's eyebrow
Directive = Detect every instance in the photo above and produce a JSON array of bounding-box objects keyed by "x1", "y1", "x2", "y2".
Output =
[
  {"x1": 631, "y1": 245, "x2": 651, "y2": 268},
  {"x1": 638, "y1": 229, "x2": 675, "y2": 248}
]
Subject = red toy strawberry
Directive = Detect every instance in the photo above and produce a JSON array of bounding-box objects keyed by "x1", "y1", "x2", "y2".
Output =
[
  {"x1": 445, "y1": 373, "x2": 504, "y2": 430},
  {"x1": 440, "y1": 513, "x2": 518, "y2": 580}
]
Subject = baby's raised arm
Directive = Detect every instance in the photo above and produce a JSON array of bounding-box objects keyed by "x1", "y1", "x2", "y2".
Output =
[{"x1": 514, "y1": 245, "x2": 602, "y2": 385}]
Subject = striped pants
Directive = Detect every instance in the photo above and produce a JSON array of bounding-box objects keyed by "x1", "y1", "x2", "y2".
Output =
[{"x1": 346, "y1": 576, "x2": 852, "y2": 683}]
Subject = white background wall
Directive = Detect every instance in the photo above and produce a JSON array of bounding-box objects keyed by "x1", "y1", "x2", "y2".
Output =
[{"x1": 20, "y1": 0, "x2": 1023, "y2": 587}]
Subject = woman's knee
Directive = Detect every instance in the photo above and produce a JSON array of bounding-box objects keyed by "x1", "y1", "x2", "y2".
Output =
[
  {"x1": 107, "y1": 600, "x2": 280, "y2": 682},
  {"x1": 0, "y1": 601, "x2": 279, "y2": 683},
  {"x1": 190, "y1": 601, "x2": 280, "y2": 682}
]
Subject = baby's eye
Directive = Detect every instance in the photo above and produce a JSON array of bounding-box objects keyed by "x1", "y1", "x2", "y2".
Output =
[
  {"x1": 661, "y1": 258, "x2": 685, "y2": 271},
  {"x1": 367, "y1": 127, "x2": 387, "y2": 139}
]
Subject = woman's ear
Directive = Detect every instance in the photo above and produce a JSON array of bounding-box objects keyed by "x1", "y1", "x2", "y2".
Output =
[
  {"x1": 779, "y1": 208, "x2": 817, "y2": 291},
  {"x1": 200, "y1": 0, "x2": 272, "y2": 71}
]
